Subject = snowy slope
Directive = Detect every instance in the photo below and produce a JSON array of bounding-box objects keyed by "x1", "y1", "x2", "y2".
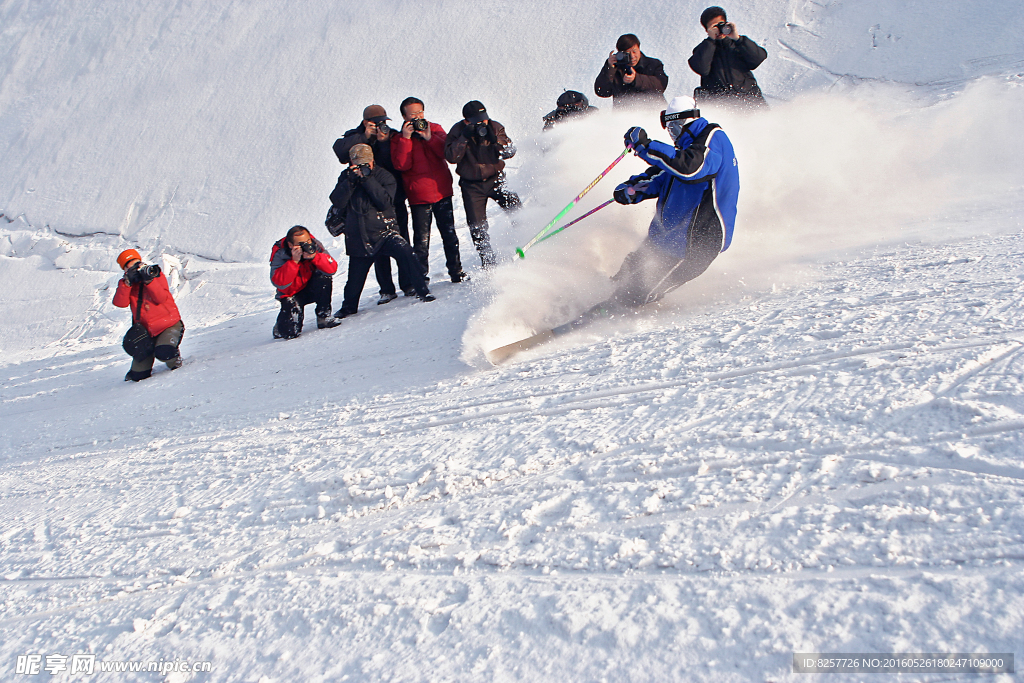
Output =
[{"x1": 2, "y1": 0, "x2": 1024, "y2": 681}]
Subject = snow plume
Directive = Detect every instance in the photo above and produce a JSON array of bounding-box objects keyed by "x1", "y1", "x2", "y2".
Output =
[{"x1": 462, "y1": 77, "x2": 1024, "y2": 363}]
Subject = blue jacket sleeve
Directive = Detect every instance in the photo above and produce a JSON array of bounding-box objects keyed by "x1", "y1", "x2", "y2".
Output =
[
  {"x1": 638, "y1": 138, "x2": 722, "y2": 183},
  {"x1": 615, "y1": 167, "x2": 667, "y2": 203}
]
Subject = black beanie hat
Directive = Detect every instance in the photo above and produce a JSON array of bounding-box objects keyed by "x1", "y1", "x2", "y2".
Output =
[
  {"x1": 700, "y1": 6, "x2": 727, "y2": 28},
  {"x1": 462, "y1": 100, "x2": 488, "y2": 123}
]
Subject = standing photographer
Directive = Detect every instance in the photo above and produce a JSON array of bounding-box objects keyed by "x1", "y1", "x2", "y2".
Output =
[
  {"x1": 334, "y1": 105, "x2": 411, "y2": 303},
  {"x1": 269, "y1": 226, "x2": 342, "y2": 340},
  {"x1": 330, "y1": 144, "x2": 434, "y2": 317},
  {"x1": 112, "y1": 249, "x2": 184, "y2": 382},
  {"x1": 688, "y1": 6, "x2": 768, "y2": 108},
  {"x1": 594, "y1": 34, "x2": 668, "y2": 108},
  {"x1": 391, "y1": 97, "x2": 468, "y2": 283},
  {"x1": 445, "y1": 100, "x2": 520, "y2": 268}
]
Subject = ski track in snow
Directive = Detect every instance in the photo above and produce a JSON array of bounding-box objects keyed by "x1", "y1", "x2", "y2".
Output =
[{"x1": 2, "y1": 232, "x2": 1023, "y2": 681}]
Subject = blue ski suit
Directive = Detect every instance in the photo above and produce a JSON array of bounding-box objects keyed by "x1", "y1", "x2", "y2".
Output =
[
  {"x1": 617, "y1": 117, "x2": 738, "y2": 257},
  {"x1": 603, "y1": 118, "x2": 738, "y2": 308}
]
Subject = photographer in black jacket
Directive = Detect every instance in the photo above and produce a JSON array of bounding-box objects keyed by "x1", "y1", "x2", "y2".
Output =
[
  {"x1": 542, "y1": 90, "x2": 599, "y2": 131},
  {"x1": 594, "y1": 34, "x2": 668, "y2": 109},
  {"x1": 329, "y1": 144, "x2": 434, "y2": 317},
  {"x1": 688, "y1": 6, "x2": 768, "y2": 108},
  {"x1": 334, "y1": 105, "x2": 412, "y2": 303}
]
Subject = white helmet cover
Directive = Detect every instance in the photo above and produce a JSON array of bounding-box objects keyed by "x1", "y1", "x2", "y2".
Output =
[{"x1": 662, "y1": 95, "x2": 700, "y2": 141}]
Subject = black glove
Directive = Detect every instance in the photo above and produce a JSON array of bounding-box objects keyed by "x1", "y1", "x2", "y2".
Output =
[
  {"x1": 624, "y1": 126, "x2": 649, "y2": 151},
  {"x1": 613, "y1": 187, "x2": 631, "y2": 205}
]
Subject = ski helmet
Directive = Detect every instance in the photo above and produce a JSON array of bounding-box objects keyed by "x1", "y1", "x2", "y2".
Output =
[{"x1": 660, "y1": 96, "x2": 700, "y2": 141}]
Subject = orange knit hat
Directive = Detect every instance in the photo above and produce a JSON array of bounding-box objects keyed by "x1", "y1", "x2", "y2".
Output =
[{"x1": 116, "y1": 249, "x2": 141, "y2": 269}]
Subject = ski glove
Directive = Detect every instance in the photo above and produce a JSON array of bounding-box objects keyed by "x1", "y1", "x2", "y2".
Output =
[
  {"x1": 624, "y1": 127, "x2": 649, "y2": 151},
  {"x1": 613, "y1": 186, "x2": 631, "y2": 205}
]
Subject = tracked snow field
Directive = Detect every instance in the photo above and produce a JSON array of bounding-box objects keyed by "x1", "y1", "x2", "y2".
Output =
[{"x1": 1, "y1": 231, "x2": 1022, "y2": 681}]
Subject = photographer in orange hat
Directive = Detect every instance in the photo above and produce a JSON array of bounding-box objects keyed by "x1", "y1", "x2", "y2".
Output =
[{"x1": 113, "y1": 249, "x2": 184, "y2": 382}]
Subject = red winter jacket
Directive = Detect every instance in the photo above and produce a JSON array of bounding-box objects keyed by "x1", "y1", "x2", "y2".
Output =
[
  {"x1": 269, "y1": 234, "x2": 338, "y2": 299},
  {"x1": 390, "y1": 123, "x2": 454, "y2": 205},
  {"x1": 112, "y1": 273, "x2": 182, "y2": 337}
]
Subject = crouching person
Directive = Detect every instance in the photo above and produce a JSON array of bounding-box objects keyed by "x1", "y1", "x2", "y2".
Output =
[
  {"x1": 269, "y1": 225, "x2": 342, "y2": 339},
  {"x1": 113, "y1": 249, "x2": 184, "y2": 382},
  {"x1": 330, "y1": 144, "x2": 434, "y2": 317}
]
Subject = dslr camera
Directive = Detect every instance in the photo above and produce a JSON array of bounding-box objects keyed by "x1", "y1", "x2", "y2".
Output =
[
  {"x1": 411, "y1": 118, "x2": 429, "y2": 132},
  {"x1": 468, "y1": 122, "x2": 490, "y2": 139},
  {"x1": 716, "y1": 21, "x2": 733, "y2": 36},
  {"x1": 375, "y1": 121, "x2": 390, "y2": 135},
  {"x1": 350, "y1": 163, "x2": 372, "y2": 179},
  {"x1": 300, "y1": 241, "x2": 316, "y2": 255},
  {"x1": 614, "y1": 50, "x2": 634, "y2": 75},
  {"x1": 125, "y1": 263, "x2": 161, "y2": 284}
]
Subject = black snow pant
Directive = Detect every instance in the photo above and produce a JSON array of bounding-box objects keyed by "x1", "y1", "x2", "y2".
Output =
[
  {"x1": 410, "y1": 196, "x2": 463, "y2": 280},
  {"x1": 459, "y1": 172, "x2": 520, "y2": 267},
  {"x1": 340, "y1": 234, "x2": 429, "y2": 315},
  {"x1": 566, "y1": 214, "x2": 723, "y2": 331},
  {"x1": 373, "y1": 194, "x2": 410, "y2": 295},
  {"x1": 128, "y1": 321, "x2": 184, "y2": 380},
  {"x1": 276, "y1": 270, "x2": 334, "y2": 339}
]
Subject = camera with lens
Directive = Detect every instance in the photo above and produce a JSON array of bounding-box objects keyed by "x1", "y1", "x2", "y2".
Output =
[
  {"x1": 468, "y1": 122, "x2": 490, "y2": 139},
  {"x1": 350, "y1": 163, "x2": 372, "y2": 180},
  {"x1": 125, "y1": 263, "x2": 161, "y2": 284},
  {"x1": 716, "y1": 21, "x2": 732, "y2": 36},
  {"x1": 300, "y1": 241, "x2": 316, "y2": 255},
  {"x1": 375, "y1": 121, "x2": 390, "y2": 135},
  {"x1": 614, "y1": 50, "x2": 634, "y2": 75},
  {"x1": 411, "y1": 118, "x2": 429, "y2": 132}
]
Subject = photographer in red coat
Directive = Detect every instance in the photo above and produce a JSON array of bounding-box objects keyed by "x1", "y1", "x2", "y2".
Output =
[
  {"x1": 391, "y1": 97, "x2": 468, "y2": 283},
  {"x1": 269, "y1": 226, "x2": 342, "y2": 340},
  {"x1": 112, "y1": 249, "x2": 184, "y2": 382}
]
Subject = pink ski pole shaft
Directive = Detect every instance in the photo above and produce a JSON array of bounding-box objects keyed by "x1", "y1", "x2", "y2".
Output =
[{"x1": 516, "y1": 147, "x2": 630, "y2": 258}]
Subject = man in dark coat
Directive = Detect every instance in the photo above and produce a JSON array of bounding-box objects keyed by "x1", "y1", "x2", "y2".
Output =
[
  {"x1": 334, "y1": 105, "x2": 413, "y2": 303},
  {"x1": 445, "y1": 100, "x2": 520, "y2": 268},
  {"x1": 542, "y1": 90, "x2": 599, "y2": 131},
  {"x1": 329, "y1": 144, "x2": 433, "y2": 317},
  {"x1": 594, "y1": 34, "x2": 668, "y2": 109},
  {"x1": 688, "y1": 6, "x2": 768, "y2": 108}
]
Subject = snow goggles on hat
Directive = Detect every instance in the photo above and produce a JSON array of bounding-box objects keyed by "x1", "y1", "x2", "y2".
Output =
[
  {"x1": 661, "y1": 108, "x2": 699, "y2": 139},
  {"x1": 659, "y1": 108, "x2": 699, "y2": 128}
]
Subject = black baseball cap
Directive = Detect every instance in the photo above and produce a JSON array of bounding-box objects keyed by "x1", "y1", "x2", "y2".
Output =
[{"x1": 462, "y1": 100, "x2": 488, "y2": 124}]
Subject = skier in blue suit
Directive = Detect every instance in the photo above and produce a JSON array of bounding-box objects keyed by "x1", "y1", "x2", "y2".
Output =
[{"x1": 557, "y1": 96, "x2": 738, "y2": 333}]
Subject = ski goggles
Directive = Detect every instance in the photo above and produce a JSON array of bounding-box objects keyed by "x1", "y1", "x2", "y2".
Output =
[{"x1": 660, "y1": 108, "x2": 699, "y2": 138}]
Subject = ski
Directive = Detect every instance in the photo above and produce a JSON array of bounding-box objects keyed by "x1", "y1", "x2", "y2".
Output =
[{"x1": 486, "y1": 329, "x2": 557, "y2": 364}]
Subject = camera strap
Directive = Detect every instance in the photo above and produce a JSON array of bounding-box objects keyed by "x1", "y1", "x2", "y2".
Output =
[{"x1": 133, "y1": 283, "x2": 146, "y2": 324}]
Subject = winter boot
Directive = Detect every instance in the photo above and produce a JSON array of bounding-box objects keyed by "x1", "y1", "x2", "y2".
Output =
[
  {"x1": 418, "y1": 292, "x2": 436, "y2": 303},
  {"x1": 377, "y1": 292, "x2": 398, "y2": 305},
  {"x1": 451, "y1": 271, "x2": 470, "y2": 283},
  {"x1": 124, "y1": 368, "x2": 152, "y2": 382},
  {"x1": 317, "y1": 314, "x2": 342, "y2": 329}
]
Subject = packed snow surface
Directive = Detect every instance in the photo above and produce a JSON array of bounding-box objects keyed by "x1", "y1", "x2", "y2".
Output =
[{"x1": 2, "y1": 0, "x2": 1024, "y2": 681}]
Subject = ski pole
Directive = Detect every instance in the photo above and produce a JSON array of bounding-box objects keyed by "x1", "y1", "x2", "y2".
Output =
[
  {"x1": 516, "y1": 147, "x2": 631, "y2": 259},
  {"x1": 534, "y1": 199, "x2": 615, "y2": 246}
]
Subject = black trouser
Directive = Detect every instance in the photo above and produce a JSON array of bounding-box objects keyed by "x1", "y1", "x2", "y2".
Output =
[
  {"x1": 340, "y1": 234, "x2": 429, "y2": 314},
  {"x1": 459, "y1": 172, "x2": 520, "y2": 267},
  {"x1": 129, "y1": 321, "x2": 184, "y2": 377},
  {"x1": 276, "y1": 270, "x2": 334, "y2": 339},
  {"x1": 410, "y1": 196, "x2": 463, "y2": 279},
  {"x1": 373, "y1": 195, "x2": 410, "y2": 295},
  {"x1": 565, "y1": 208, "x2": 723, "y2": 331}
]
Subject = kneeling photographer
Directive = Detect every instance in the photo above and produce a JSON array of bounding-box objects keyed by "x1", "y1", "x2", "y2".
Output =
[
  {"x1": 594, "y1": 33, "x2": 668, "y2": 108},
  {"x1": 269, "y1": 225, "x2": 341, "y2": 340},
  {"x1": 113, "y1": 249, "x2": 184, "y2": 382},
  {"x1": 688, "y1": 6, "x2": 768, "y2": 108}
]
